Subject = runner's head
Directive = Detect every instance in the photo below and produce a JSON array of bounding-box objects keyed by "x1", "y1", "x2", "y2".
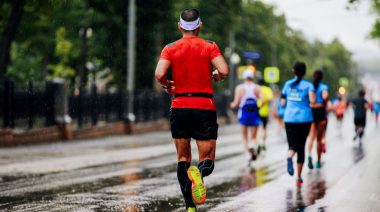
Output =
[
  {"x1": 358, "y1": 89, "x2": 365, "y2": 97},
  {"x1": 178, "y1": 9, "x2": 202, "y2": 35},
  {"x1": 243, "y1": 69, "x2": 254, "y2": 81},
  {"x1": 292, "y1": 61, "x2": 306, "y2": 78},
  {"x1": 291, "y1": 61, "x2": 306, "y2": 87},
  {"x1": 312, "y1": 70, "x2": 323, "y2": 89}
]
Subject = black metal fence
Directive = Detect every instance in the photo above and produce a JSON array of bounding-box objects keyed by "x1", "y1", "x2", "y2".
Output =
[{"x1": 1, "y1": 79, "x2": 229, "y2": 130}]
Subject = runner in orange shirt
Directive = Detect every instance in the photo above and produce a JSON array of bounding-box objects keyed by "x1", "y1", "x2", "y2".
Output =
[{"x1": 155, "y1": 8, "x2": 228, "y2": 212}]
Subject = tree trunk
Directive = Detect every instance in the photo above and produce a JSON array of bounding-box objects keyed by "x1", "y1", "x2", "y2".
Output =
[{"x1": 0, "y1": 0, "x2": 25, "y2": 77}]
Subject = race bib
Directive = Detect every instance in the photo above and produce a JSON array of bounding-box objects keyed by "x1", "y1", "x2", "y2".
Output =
[{"x1": 288, "y1": 89, "x2": 302, "y2": 102}]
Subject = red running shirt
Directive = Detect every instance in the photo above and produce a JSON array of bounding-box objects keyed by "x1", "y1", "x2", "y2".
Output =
[{"x1": 160, "y1": 35, "x2": 222, "y2": 110}]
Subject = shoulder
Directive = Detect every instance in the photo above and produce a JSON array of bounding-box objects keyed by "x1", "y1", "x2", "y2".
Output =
[
  {"x1": 236, "y1": 84, "x2": 244, "y2": 90},
  {"x1": 165, "y1": 39, "x2": 181, "y2": 48},
  {"x1": 302, "y1": 80, "x2": 313, "y2": 88},
  {"x1": 322, "y1": 83, "x2": 328, "y2": 90},
  {"x1": 303, "y1": 79, "x2": 313, "y2": 85},
  {"x1": 205, "y1": 39, "x2": 216, "y2": 44},
  {"x1": 198, "y1": 38, "x2": 217, "y2": 46},
  {"x1": 283, "y1": 79, "x2": 294, "y2": 88}
]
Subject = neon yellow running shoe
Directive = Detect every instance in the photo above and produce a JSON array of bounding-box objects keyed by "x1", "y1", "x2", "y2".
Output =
[
  {"x1": 187, "y1": 166, "x2": 206, "y2": 204},
  {"x1": 187, "y1": 207, "x2": 197, "y2": 212}
]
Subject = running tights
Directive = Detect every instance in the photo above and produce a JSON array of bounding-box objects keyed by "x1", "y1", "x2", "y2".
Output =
[
  {"x1": 198, "y1": 159, "x2": 214, "y2": 177},
  {"x1": 285, "y1": 122, "x2": 311, "y2": 164},
  {"x1": 177, "y1": 160, "x2": 215, "y2": 209},
  {"x1": 177, "y1": 161, "x2": 195, "y2": 209}
]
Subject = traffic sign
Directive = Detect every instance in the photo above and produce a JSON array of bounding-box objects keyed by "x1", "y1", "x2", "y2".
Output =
[
  {"x1": 243, "y1": 51, "x2": 261, "y2": 60},
  {"x1": 263, "y1": 66, "x2": 280, "y2": 83}
]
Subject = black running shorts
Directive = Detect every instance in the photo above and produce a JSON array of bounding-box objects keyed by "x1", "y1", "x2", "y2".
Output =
[
  {"x1": 354, "y1": 117, "x2": 366, "y2": 127},
  {"x1": 312, "y1": 107, "x2": 327, "y2": 123},
  {"x1": 170, "y1": 108, "x2": 218, "y2": 140},
  {"x1": 260, "y1": 116, "x2": 269, "y2": 129}
]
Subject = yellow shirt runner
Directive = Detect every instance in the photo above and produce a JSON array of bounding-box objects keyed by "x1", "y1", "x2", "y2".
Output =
[{"x1": 258, "y1": 85, "x2": 273, "y2": 117}]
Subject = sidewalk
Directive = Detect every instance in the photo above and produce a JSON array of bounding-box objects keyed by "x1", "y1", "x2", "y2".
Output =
[{"x1": 307, "y1": 125, "x2": 380, "y2": 211}]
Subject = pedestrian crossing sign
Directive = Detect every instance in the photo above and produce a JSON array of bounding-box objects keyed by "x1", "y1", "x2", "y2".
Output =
[{"x1": 264, "y1": 67, "x2": 280, "y2": 83}]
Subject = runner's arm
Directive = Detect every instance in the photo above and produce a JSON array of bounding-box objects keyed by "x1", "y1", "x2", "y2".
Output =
[
  {"x1": 230, "y1": 85, "x2": 242, "y2": 109},
  {"x1": 154, "y1": 59, "x2": 174, "y2": 92},
  {"x1": 255, "y1": 86, "x2": 264, "y2": 106},
  {"x1": 309, "y1": 91, "x2": 316, "y2": 105},
  {"x1": 211, "y1": 56, "x2": 228, "y2": 78}
]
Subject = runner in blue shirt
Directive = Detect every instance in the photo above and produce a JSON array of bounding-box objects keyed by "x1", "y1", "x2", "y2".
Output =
[
  {"x1": 307, "y1": 70, "x2": 329, "y2": 170},
  {"x1": 281, "y1": 61, "x2": 315, "y2": 186}
]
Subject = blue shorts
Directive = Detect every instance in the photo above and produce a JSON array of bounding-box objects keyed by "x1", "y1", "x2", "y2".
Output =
[
  {"x1": 374, "y1": 102, "x2": 380, "y2": 114},
  {"x1": 238, "y1": 110, "x2": 261, "y2": 126}
]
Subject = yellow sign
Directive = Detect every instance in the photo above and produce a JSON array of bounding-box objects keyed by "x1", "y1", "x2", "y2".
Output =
[
  {"x1": 237, "y1": 65, "x2": 256, "y2": 79},
  {"x1": 263, "y1": 66, "x2": 280, "y2": 83}
]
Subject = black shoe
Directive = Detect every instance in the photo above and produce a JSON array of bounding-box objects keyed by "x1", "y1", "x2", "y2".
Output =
[
  {"x1": 287, "y1": 157, "x2": 294, "y2": 176},
  {"x1": 249, "y1": 148, "x2": 257, "y2": 161},
  {"x1": 308, "y1": 156, "x2": 314, "y2": 170}
]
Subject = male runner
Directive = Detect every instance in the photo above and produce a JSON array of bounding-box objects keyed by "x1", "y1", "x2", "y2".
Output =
[
  {"x1": 350, "y1": 89, "x2": 370, "y2": 145},
  {"x1": 154, "y1": 8, "x2": 228, "y2": 212}
]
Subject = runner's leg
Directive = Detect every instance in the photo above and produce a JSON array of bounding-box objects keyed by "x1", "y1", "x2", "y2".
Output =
[
  {"x1": 250, "y1": 126, "x2": 258, "y2": 149},
  {"x1": 316, "y1": 120, "x2": 327, "y2": 168},
  {"x1": 241, "y1": 125, "x2": 249, "y2": 152},
  {"x1": 307, "y1": 123, "x2": 316, "y2": 169},
  {"x1": 307, "y1": 123, "x2": 316, "y2": 155},
  {"x1": 174, "y1": 138, "x2": 195, "y2": 209},
  {"x1": 285, "y1": 123, "x2": 296, "y2": 176},
  {"x1": 261, "y1": 117, "x2": 268, "y2": 149},
  {"x1": 196, "y1": 140, "x2": 216, "y2": 177},
  {"x1": 296, "y1": 123, "x2": 311, "y2": 182}
]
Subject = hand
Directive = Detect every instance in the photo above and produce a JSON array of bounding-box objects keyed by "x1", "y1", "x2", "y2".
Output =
[
  {"x1": 230, "y1": 102, "x2": 236, "y2": 109},
  {"x1": 162, "y1": 80, "x2": 175, "y2": 94},
  {"x1": 212, "y1": 70, "x2": 225, "y2": 82}
]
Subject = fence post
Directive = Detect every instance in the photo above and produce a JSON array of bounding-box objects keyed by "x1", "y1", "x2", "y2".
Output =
[
  {"x1": 105, "y1": 87, "x2": 109, "y2": 122},
  {"x1": 45, "y1": 81, "x2": 55, "y2": 126},
  {"x1": 3, "y1": 76, "x2": 15, "y2": 128},
  {"x1": 90, "y1": 83, "x2": 97, "y2": 126},
  {"x1": 27, "y1": 81, "x2": 34, "y2": 129},
  {"x1": 77, "y1": 89, "x2": 83, "y2": 128},
  {"x1": 52, "y1": 79, "x2": 72, "y2": 140},
  {"x1": 3, "y1": 76, "x2": 10, "y2": 128},
  {"x1": 117, "y1": 89, "x2": 124, "y2": 121}
]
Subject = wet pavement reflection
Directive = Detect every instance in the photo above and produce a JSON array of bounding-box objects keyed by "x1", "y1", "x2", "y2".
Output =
[{"x1": 0, "y1": 113, "x2": 378, "y2": 211}]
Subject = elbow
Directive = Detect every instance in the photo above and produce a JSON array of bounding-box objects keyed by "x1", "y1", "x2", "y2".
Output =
[{"x1": 155, "y1": 71, "x2": 164, "y2": 82}]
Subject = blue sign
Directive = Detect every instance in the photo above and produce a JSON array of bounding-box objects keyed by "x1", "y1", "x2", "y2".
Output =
[{"x1": 243, "y1": 51, "x2": 261, "y2": 60}]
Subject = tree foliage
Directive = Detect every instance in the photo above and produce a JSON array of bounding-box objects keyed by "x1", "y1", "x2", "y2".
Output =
[{"x1": 0, "y1": 0, "x2": 357, "y2": 95}]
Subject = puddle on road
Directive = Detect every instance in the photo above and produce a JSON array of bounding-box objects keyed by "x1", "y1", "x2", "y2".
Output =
[
  {"x1": 286, "y1": 172, "x2": 327, "y2": 212},
  {"x1": 0, "y1": 153, "x2": 246, "y2": 211},
  {"x1": 140, "y1": 164, "x2": 274, "y2": 212},
  {"x1": 352, "y1": 145, "x2": 365, "y2": 164}
]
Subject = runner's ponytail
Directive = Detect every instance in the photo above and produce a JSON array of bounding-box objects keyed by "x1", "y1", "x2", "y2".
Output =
[
  {"x1": 312, "y1": 70, "x2": 323, "y2": 90},
  {"x1": 291, "y1": 61, "x2": 306, "y2": 87}
]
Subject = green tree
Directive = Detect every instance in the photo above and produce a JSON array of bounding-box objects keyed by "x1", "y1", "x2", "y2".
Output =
[{"x1": 0, "y1": 0, "x2": 25, "y2": 78}]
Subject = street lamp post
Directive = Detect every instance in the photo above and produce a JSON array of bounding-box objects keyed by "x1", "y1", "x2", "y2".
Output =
[{"x1": 126, "y1": 0, "x2": 136, "y2": 123}]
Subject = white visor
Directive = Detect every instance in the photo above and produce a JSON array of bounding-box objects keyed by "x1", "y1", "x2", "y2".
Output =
[
  {"x1": 179, "y1": 17, "x2": 201, "y2": 31},
  {"x1": 243, "y1": 70, "x2": 254, "y2": 79}
]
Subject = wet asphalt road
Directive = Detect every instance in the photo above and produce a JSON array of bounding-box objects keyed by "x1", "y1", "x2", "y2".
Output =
[{"x1": 0, "y1": 110, "x2": 379, "y2": 212}]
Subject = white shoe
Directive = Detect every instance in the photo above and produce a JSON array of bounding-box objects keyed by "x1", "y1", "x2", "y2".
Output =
[{"x1": 246, "y1": 153, "x2": 252, "y2": 161}]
